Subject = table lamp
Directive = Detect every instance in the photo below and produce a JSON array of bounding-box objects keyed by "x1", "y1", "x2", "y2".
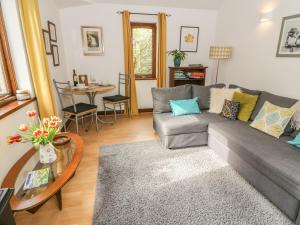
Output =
[{"x1": 209, "y1": 46, "x2": 232, "y2": 84}]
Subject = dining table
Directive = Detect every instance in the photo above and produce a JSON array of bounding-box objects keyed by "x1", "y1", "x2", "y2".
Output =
[{"x1": 63, "y1": 84, "x2": 116, "y2": 124}]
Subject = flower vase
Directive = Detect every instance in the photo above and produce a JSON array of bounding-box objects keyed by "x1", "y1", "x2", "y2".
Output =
[
  {"x1": 174, "y1": 58, "x2": 181, "y2": 67},
  {"x1": 39, "y1": 144, "x2": 57, "y2": 164}
]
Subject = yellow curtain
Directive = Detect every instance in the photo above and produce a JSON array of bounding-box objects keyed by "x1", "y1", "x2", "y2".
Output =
[
  {"x1": 157, "y1": 13, "x2": 167, "y2": 88},
  {"x1": 122, "y1": 11, "x2": 139, "y2": 115},
  {"x1": 18, "y1": 0, "x2": 57, "y2": 118}
]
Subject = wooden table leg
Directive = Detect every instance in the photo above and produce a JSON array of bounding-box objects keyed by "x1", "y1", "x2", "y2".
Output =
[{"x1": 56, "y1": 189, "x2": 62, "y2": 210}]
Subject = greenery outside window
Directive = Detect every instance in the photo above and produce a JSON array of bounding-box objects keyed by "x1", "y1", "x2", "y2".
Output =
[
  {"x1": 131, "y1": 22, "x2": 157, "y2": 80},
  {"x1": 0, "y1": 3, "x2": 17, "y2": 107}
]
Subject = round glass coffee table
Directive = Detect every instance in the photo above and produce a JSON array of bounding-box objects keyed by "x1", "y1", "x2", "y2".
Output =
[{"x1": 1, "y1": 133, "x2": 83, "y2": 213}]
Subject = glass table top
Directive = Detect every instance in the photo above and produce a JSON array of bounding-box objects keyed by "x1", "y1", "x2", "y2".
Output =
[{"x1": 14, "y1": 140, "x2": 76, "y2": 200}]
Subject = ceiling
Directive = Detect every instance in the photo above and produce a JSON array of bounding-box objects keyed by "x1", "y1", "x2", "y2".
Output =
[{"x1": 54, "y1": 0, "x2": 223, "y2": 10}]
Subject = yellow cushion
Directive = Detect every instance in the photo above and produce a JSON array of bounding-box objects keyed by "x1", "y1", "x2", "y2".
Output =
[
  {"x1": 232, "y1": 92, "x2": 259, "y2": 121},
  {"x1": 250, "y1": 101, "x2": 295, "y2": 138}
]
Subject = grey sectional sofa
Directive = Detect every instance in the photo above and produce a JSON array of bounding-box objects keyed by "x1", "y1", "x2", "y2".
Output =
[{"x1": 151, "y1": 84, "x2": 300, "y2": 224}]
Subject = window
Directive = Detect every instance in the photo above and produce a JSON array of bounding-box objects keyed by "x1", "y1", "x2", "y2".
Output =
[
  {"x1": 131, "y1": 22, "x2": 156, "y2": 80},
  {"x1": 0, "y1": 4, "x2": 17, "y2": 106}
]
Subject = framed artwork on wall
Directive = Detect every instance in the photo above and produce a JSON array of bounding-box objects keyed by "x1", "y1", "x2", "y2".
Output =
[
  {"x1": 48, "y1": 21, "x2": 57, "y2": 42},
  {"x1": 81, "y1": 26, "x2": 104, "y2": 56},
  {"x1": 42, "y1": 29, "x2": 51, "y2": 55},
  {"x1": 179, "y1": 26, "x2": 199, "y2": 52},
  {"x1": 51, "y1": 44, "x2": 60, "y2": 66},
  {"x1": 276, "y1": 14, "x2": 300, "y2": 57}
]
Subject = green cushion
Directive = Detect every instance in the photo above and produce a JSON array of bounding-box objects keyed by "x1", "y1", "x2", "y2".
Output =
[
  {"x1": 232, "y1": 92, "x2": 259, "y2": 122},
  {"x1": 169, "y1": 97, "x2": 201, "y2": 116}
]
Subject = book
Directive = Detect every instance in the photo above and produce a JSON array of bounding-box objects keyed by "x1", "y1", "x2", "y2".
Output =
[{"x1": 23, "y1": 168, "x2": 50, "y2": 190}]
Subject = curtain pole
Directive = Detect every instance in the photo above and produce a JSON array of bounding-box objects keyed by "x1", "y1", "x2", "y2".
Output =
[{"x1": 117, "y1": 11, "x2": 171, "y2": 17}]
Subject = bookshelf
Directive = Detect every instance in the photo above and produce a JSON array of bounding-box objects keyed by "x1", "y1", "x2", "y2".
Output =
[{"x1": 169, "y1": 66, "x2": 207, "y2": 87}]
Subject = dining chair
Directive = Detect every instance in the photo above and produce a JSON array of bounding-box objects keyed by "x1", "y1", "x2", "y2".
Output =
[
  {"x1": 102, "y1": 73, "x2": 130, "y2": 121},
  {"x1": 53, "y1": 79, "x2": 99, "y2": 134}
]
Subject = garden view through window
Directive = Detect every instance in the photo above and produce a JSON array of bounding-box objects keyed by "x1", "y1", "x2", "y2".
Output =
[{"x1": 131, "y1": 23, "x2": 156, "y2": 79}]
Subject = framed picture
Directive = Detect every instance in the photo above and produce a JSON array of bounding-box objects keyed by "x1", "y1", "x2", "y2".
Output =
[
  {"x1": 48, "y1": 21, "x2": 57, "y2": 42},
  {"x1": 42, "y1": 29, "x2": 51, "y2": 55},
  {"x1": 179, "y1": 26, "x2": 199, "y2": 52},
  {"x1": 81, "y1": 26, "x2": 104, "y2": 56},
  {"x1": 78, "y1": 74, "x2": 88, "y2": 86},
  {"x1": 51, "y1": 44, "x2": 60, "y2": 66},
  {"x1": 276, "y1": 14, "x2": 300, "y2": 57}
]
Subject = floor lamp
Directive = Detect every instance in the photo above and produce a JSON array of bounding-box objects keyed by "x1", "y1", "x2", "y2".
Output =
[{"x1": 209, "y1": 46, "x2": 232, "y2": 84}]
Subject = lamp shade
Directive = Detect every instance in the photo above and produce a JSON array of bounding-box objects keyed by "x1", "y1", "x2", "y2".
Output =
[{"x1": 209, "y1": 46, "x2": 232, "y2": 59}]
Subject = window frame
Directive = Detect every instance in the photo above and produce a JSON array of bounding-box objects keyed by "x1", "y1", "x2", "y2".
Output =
[
  {"x1": 0, "y1": 3, "x2": 18, "y2": 107},
  {"x1": 131, "y1": 22, "x2": 157, "y2": 80}
]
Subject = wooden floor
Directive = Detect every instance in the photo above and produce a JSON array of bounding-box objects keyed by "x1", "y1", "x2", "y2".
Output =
[{"x1": 15, "y1": 113, "x2": 156, "y2": 225}]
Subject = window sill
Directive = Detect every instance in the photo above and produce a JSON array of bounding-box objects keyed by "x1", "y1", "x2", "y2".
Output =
[{"x1": 0, "y1": 98, "x2": 36, "y2": 120}]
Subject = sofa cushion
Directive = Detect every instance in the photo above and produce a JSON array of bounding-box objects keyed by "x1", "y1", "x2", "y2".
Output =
[
  {"x1": 192, "y1": 84, "x2": 225, "y2": 110},
  {"x1": 169, "y1": 97, "x2": 200, "y2": 116},
  {"x1": 209, "y1": 88, "x2": 240, "y2": 114},
  {"x1": 152, "y1": 85, "x2": 192, "y2": 114},
  {"x1": 232, "y1": 92, "x2": 259, "y2": 122},
  {"x1": 220, "y1": 99, "x2": 240, "y2": 120},
  {"x1": 209, "y1": 120, "x2": 300, "y2": 198},
  {"x1": 251, "y1": 91, "x2": 297, "y2": 121},
  {"x1": 153, "y1": 111, "x2": 227, "y2": 136},
  {"x1": 229, "y1": 84, "x2": 261, "y2": 96},
  {"x1": 250, "y1": 101, "x2": 295, "y2": 138}
]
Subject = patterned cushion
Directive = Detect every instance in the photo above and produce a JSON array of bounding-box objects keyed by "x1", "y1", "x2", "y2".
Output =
[
  {"x1": 250, "y1": 101, "x2": 295, "y2": 138},
  {"x1": 221, "y1": 99, "x2": 240, "y2": 120}
]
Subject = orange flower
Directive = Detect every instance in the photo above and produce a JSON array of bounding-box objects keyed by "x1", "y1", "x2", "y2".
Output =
[
  {"x1": 33, "y1": 129, "x2": 43, "y2": 138},
  {"x1": 7, "y1": 135, "x2": 22, "y2": 144},
  {"x1": 19, "y1": 124, "x2": 28, "y2": 132},
  {"x1": 43, "y1": 118, "x2": 49, "y2": 126},
  {"x1": 49, "y1": 120, "x2": 58, "y2": 128},
  {"x1": 43, "y1": 130, "x2": 49, "y2": 137},
  {"x1": 26, "y1": 110, "x2": 37, "y2": 118},
  {"x1": 50, "y1": 116, "x2": 62, "y2": 123}
]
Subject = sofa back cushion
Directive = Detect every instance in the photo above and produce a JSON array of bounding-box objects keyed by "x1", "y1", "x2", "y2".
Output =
[
  {"x1": 251, "y1": 91, "x2": 297, "y2": 121},
  {"x1": 229, "y1": 84, "x2": 261, "y2": 96},
  {"x1": 151, "y1": 85, "x2": 192, "y2": 113},
  {"x1": 192, "y1": 84, "x2": 225, "y2": 110}
]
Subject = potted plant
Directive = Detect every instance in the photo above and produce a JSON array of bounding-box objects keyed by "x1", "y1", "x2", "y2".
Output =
[
  {"x1": 7, "y1": 110, "x2": 62, "y2": 164},
  {"x1": 168, "y1": 49, "x2": 187, "y2": 67}
]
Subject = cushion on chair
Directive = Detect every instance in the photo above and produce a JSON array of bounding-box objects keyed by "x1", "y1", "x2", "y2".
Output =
[
  {"x1": 103, "y1": 95, "x2": 130, "y2": 102},
  {"x1": 63, "y1": 102, "x2": 97, "y2": 114}
]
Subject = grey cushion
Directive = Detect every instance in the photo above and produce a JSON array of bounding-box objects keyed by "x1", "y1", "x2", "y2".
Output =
[
  {"x1": 229, "y1": 84, "x2": 261, "y2": 96},
  {"x1": 208, "y1": 120, "x2": 300, "y2": 199},
  {"x1": 153, "y1": 111, "x2": 227, "y2": 136},
  {"x1": 152, "y1": 85, "x2": 192, "y2": 113},
  {"x1": 251, "y1": 91, "x2": 297, "y2": 121},
  {"x1": 192, "y1": 84, "x2": 225, "y2": 110}
]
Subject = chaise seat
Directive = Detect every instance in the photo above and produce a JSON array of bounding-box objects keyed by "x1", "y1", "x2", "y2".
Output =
[
  {"x1": 154, "y1": 112, "x2": 228, "y2": 148},
  {"x1": 209, "y1": 120, "x2": 300, "y2": 202}
]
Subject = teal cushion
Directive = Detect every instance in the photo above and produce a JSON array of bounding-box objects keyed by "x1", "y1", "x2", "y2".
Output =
[
  {"x1": 288, "y1": 133, "x2": 300, "y2": 148},
  {"x1": 169, "y1": 97, "x2": 201, "y2": 116}
]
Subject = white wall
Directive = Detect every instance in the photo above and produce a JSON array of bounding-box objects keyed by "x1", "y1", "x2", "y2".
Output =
[
  {"x1": 0, "y1": 102, "x2": 38, "y2": 184},
  {"x1": 59, "y1": 3, "x2": 218, "y2": 109},
  {"x1": 39, "y1": 0, "x2": 69, "y2": 114},
  {"x1": 215, "y1": 0, "x2": 300, "y2": 99}
]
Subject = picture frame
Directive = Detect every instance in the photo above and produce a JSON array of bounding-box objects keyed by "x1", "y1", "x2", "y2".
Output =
[
  {"x1": 276, "y1": 14, "x2": 300, "y2": 57},
  {"x1": 81, "y1": 26, "x2": 104, "y2": 56},
  {"x1": 42, "y1": 29, "x2": 51, "y2": 55},
  {"x1": 48, "y1": 21, "x2": 57, "y2": 42},
  {"x1": 78, "y1": 74, "x2": 88, "y2": 86},
  {"x1": 179, "y1": 26, "x2": 199, "y2": 52},
  {"x1": 51, "y1": 44, "x2": 60, "y2": 66}
]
